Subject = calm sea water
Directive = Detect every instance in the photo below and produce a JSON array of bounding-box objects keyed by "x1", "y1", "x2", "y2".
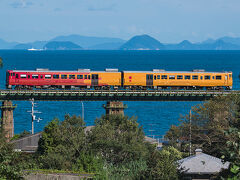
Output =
[{"x1": 0, "y1": 50, "x2": 240, "y2": 137}]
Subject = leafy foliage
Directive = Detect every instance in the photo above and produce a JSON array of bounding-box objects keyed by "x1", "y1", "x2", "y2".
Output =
[
  {"x1": 0, "y1": 57, "x2": 2, "y2": 67},
  {"x1": 145, "y1": 146, "x2": 182, "y2": 180},
  {"x1": 166, "y1": 95, "x2": 240, "y2": 157},
  {"x1": 37, "y1": 115, "x2": 89, "y2": 170},
  {"x1": 0, "y1": 129, "x2": 23, "y2": 179},
  {"x1": 219, "y1": 127, "x2": 240, "y2": 179},
  {"x1": 87, "y1": 115, "x2": 154, "y2": 165}
]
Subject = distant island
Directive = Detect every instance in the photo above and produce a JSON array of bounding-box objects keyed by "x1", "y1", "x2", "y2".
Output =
[
  {"x1": 44, "y1": 41, "x2": 82, "y2": 50},
  {"x1": 1, "y1": 34, "x2": 240, "y2": 50}
]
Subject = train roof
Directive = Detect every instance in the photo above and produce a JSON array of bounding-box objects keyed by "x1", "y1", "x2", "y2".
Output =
[{"x1": 8, "y1": 69, "x2": 232, "y2": 74}]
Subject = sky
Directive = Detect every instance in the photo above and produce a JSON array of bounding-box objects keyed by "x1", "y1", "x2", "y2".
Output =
[{"x1": 1, "y1": 0, "x2": 240, "y2": 43}]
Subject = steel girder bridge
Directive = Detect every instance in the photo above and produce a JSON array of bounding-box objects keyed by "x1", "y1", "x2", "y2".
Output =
[{"x1": 0, "y1": 89, "x2": 238, "y2": 101}]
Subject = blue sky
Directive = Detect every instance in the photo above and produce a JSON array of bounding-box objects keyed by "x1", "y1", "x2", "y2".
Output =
[{"x1": 1, "y1": 0, "x2": 240, "y2": 43}]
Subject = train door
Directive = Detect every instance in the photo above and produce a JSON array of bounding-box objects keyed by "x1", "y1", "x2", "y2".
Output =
[
  {"x1": 91, "y1": 74, "x2": 99, "y2": 86},
  {"x1": 225, "y1": 74, "x2": 228, "y2": 84},
  {"x1": 146, "y1": 74, "x2": 153, "y2": 86}
]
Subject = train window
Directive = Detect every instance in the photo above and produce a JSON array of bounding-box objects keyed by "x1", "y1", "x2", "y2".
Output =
[
  {"x1": 201, "y1": 76, "x2": 203, "y2": 80},
  {"x1": 229, "y1": 74, "x2": 232, "y2": 78},
  {"x1": 185, "y1": 75, "x2": 191, "y2": 80},
  {"x1": 88, "y1": 75, "x2": 91, "y2": 79},
  {"x1": 92, "y1": 74, "x2": 99, "y2": 79},
  {"x1": 69, "y1": 75, "x2": 75, "y2": 79},
  {"x1": 84, "y1": 75, "x2": 87, "y2": 79},
  {"x1": 77, "y1": 75, "x2": 83, "y2": 79},
  {"x1": 45, "y1": 75, "x2": 51, "y2": 79},
  {"x1": 13, "y1": 73, "x2": 15, "y2": 76},
  {"x1": 20, "y1": 74, "x2": 27, "y2": 79},
  {"x1": 169, "y1": 75, "x2": 175, "y2": 79},
  {"x1": 61, "y1": 75, "x2": 67, "y2": 79},
  {"x1": 154, "y1": 76, "x2": 156, "y2": 80},
  {"x1": 157, "y1": 75, "x2": 160, "y2": 79},
  {"x1": 161, "y1": 75, "x2": 167, "y2": 79},
  {"x1": 177, "y1": 75, "x2": 183, "y2": 79},
  {"x1": 212, "y1": 76, "x2": 215, "y2": 80},
  {"x1": 32, "y1": 75, "x2": 38, "y2": 79},
  {"x1": 28, "y1": 75, "x2": 31, "y2": 79},
  {"x1": 205, "y1": 75, "x2": 211, "y2": 80},
  {"x1": 41, "y1": 75, "x2": 43, "y2": 79},
  {"x1": 192, "y1": 75, "x2": 198, "y2": 80},
  {"x1": 10, "y1": 73, "x2": 13, "y2": 76},
  {"x1": 53, "y1": 75, "x2": 59, "y2": 79},
  {"x1": 216, "y1": 76, "x2": 221, "y2": 80},
  {"x1": 16, "y1": 74, "x2": 19, "y2": 79}
]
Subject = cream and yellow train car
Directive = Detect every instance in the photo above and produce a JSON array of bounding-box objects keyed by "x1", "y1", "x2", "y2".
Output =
[{"x1": 123, "y1": 70, "x2": 232, "y2": 90}]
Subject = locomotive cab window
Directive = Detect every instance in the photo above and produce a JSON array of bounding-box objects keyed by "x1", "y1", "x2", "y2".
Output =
[
  {"x1": 229, "y1": 74, "x2": 232, "y2": 78},
  {"x1": 216, "y1": 76, "x2": 222, "y2": 80},
  {"x1": 177, "y1": 75, "x2": 183, "y2": 79},
  {"x1": 53, "y1": 75, "x2": 59, "y2": 79},
  {"x1": 185, "y1": 75, "x2": 191, "y2": 80},
  {"x1": 61, "y1": 75, "x2": 67, "y2": 79},
  {"x1": 169, "y1": 75, "x2": 175, "y2": 79},
  {"x1": 45, "y1": 75, "x2": 51, "y2": 79},
  {"x1": 69, "y1": 75, "x2": 75, "y2": 79},
  {"x1": 161, "y1": 75, "x2": 167, "y2": 79},
  {"x1": 32, "y1": 75, "x2": 38, "y2": 79},
  {"x1": 205, "y1": 75, "x2": 211, "y2": 80},
  {"x1": 192, "y1": 75, "x2": 198, "y2": 80},
  {"x1": 20, "y1": 74, "x2": 27, "y2": 79}
]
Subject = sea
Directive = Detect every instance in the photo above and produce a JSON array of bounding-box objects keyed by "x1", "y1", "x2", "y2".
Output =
[{"x1": 0, "y1": 50, "x2": 240, "y2": 138}]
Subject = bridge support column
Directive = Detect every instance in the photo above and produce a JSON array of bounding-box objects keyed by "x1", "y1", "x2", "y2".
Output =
[
  {"x1": 0, "y1": 100, "x2": 16, "y2": 141},
  {"x1": 103, "y1": 101, "x2": 127, "y2": 116}
]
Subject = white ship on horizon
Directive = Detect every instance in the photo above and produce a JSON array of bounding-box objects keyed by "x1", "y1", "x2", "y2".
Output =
[{"x1": 27, "y1": 47, "x2": 44, "y2": 51}]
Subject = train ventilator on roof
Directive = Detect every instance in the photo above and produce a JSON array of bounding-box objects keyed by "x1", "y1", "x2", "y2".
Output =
[{"x1": 105, "y1": 68, "x2": 118, "y2": 72}]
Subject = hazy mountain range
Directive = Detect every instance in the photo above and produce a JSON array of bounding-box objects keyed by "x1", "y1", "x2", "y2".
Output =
[{"x1": 1, "y1": 34, "x2": 240, "y2": 50}]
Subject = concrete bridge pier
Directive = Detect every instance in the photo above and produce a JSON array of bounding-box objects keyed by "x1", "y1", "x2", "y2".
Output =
[
  {"x1": 0, "y1": 100, "x2": 16, "y2": 141},
  {"x1": 103, "y1": 101, "x2": 127, "y2": 116}
]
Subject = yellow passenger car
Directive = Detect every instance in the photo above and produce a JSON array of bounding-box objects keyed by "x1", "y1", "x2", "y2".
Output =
[{"x1": 123, "y1": 70, "x2": 232, "y2": 90}]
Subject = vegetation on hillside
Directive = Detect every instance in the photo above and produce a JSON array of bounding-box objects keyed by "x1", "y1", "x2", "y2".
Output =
[{"x1": 2, "y1": 94, "x2": 240, "y2": 179}]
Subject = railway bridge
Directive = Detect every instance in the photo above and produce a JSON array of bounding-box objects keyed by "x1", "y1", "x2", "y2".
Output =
[{"x1": 0, "y1": 89, "x2": 239, "y2": 140}]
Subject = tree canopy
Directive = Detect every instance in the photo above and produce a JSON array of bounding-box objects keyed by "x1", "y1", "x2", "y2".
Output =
[
  {"x1": 0, "y1": 57, "x2": 2, "y2": 67},
  {"x1": 87, "y1": 115, "x2": 154, "y2": 165},
  {"x1": 166, "y1": 95, "x2": 240, "y2": 157}
]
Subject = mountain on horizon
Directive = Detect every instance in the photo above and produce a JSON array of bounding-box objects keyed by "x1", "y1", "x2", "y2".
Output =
[
  {"x1": 44, "y1": 41, "x2": 82, "y2": 50},
  {"x1": 0, "y1": 38, "x2": 18, "y2": 49},
  {"x1": 1, "y1": 34, "x2": 240, "y2": 50},
  {"x1": 119, "y1": 34, "x2": 165, "y2": 50},
  {"x1": 50, "y1": 34, "x2": 125, "y2": 48}
]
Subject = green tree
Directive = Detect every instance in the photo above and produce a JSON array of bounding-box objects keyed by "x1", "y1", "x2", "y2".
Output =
[
  {"x1": 145, "y1": 146, "x2": 182, "y2": 180},
  {"x1": 37, "y1": 115, "x2": 88, "y2": 170},
  {"x1": 87, "y1": 115, "x2": 154, "y2": 165},
  {"x1": 166, "y1": 95, "x2": 240, "y2": 157},
  {"x1": 0, "y1": 57, "x2": 2, "y2": 67},
  {"x1": 0, "y1": 129, "x2": 23, "y2": 179},
  {"x1": 219, "y1": 127, "x2": 240, "y2": 179}
]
